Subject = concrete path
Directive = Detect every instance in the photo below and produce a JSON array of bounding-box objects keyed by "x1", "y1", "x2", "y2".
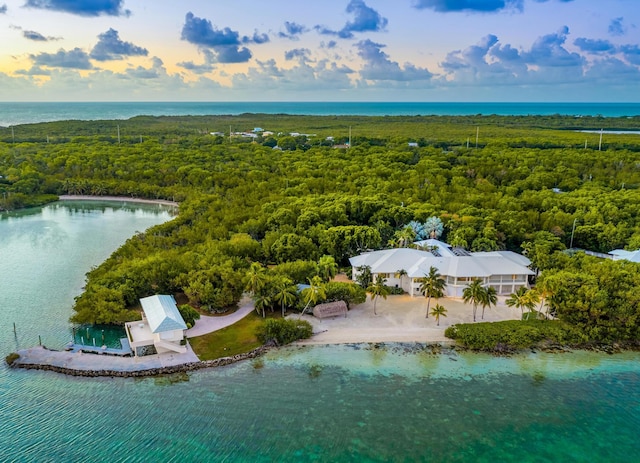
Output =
[
  {"x1": 14, "y1": 343, "x2": 199, "y2": 372},
  {"x1": 186, "y1": 297, "x2": 255, "y2": 338}
]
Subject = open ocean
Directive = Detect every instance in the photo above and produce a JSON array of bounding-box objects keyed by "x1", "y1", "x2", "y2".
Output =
[{"x1": 1, "y1": 101, "x2": 640, "y2": 126}]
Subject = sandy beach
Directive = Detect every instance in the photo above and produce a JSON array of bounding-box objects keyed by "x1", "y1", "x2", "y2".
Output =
[{"x1": 296, "y1": 294, "x2": 522, "y2": 345}]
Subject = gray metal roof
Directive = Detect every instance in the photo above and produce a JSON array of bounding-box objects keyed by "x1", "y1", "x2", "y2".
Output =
[{"x1": 140, "y1": 295, "x2": 187, "y2": 333}]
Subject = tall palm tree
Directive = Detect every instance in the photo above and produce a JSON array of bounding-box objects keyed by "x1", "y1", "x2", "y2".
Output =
[
  {"x1": 273, "y1": 277, "x2": 298, "y2": 317},
  {"x1": 430, "y1": 304, "x2": 447, "y2": 326},
  {"x1": 480, "y1": 286, "x2": 498, "y2": 320},
  {"x1": 418, "y1": 266, "x2": 446, "y2": 318},
  {"x1": 253, "y1": 293, "x2": 272, "y2": 318},
  {"x1": 462, "y1": 279, "x2": 485, "y2": 322},
  {"x1": 300, "y1": 276, "x2": 327, "y2": 317},
  {"x1": 317, "y1": 255, "x2": 338, "y2": 283},
  {"x1": 367, "y1": 274, "x2": 390, "y2": 315},
  {"x1": 506, "y1": 287, "x2": 538, "y2": 319},
  {"x1": 245, "y1": 262, "x2": 267, "y2": 296}
]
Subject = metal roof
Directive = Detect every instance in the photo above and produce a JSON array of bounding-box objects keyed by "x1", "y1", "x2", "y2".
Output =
[
  {"x1": 349, "y1": 247, "x2": 533, "y2": 279},
  {"x1": 140, "y1": 295, "x2": 187, "y2": 333}
]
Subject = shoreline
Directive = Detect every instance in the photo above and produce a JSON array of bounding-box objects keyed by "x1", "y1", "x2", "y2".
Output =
[{"x1": 58, "y1": 195, "x2": 179, "y2": 207}]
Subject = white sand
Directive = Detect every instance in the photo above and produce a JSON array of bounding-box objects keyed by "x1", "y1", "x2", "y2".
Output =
[{"x1": 295, "y1": 294, "x2": 523, "y2": 345}]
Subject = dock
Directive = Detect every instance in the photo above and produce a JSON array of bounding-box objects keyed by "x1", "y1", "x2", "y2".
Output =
[{"x1": 65, "y1": 337, "x2": 133, "y2": 356}]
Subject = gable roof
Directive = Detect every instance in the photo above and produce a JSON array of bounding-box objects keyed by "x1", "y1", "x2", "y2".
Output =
[
  {"x1": 610, "y1": 249, "x2": 640, "y2": 263},
  {"x1": 140, "y1": 295, "x2": 187, "y2": 333}
]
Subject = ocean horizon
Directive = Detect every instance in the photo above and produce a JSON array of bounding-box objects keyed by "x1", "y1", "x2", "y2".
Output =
[{"x1": 1, "y1": 101, "x2": 640, "y2": 126}]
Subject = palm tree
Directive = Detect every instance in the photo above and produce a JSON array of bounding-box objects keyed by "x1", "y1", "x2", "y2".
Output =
[
  {"x1": 366, "y1": 274, "x2": 390, "y2": 315},
  {"x1": 245, "y1": 262, "x2": 267, "y2": 296},
  {"x1": 506, "y1": 287, "x2": 537, "y2": 318},
  {"x1": 430, "y1": 304, "x2": 447, "y2": 326},
  {"x1": 418, "y1": 266, "x2": 446, "y2": 318},
  {"x1": 480, "y1": 286, "x2": 498, "y2": 320},
  {"x1": 317, "y1": 255, "x2": 338, "y2": 283},
  {"x1": 300, "y1": 276, "x2": 327, "y2": 317},
  {"x1": 462, "y1": 279, "x2": 485, "y2": 322},
  {"x1": 273, "y1": 277, "x2": 298, "y2": 317},
  {"x1": 395, "y1": 268, "x2": 408, "y2": 291},
  {"x1": 253, "y1": 293, "x2": 272, "y2": 318}
]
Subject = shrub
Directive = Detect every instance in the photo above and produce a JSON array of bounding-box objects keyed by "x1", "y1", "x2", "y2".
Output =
[
  {"x1": 324, "y1": 281, "x2": 366, "y2": 308},
  {"x1": 5, "y1": 352, "x2": 19, "y2": 366},
  {"x1": 178, "y1": 304, "x2": 201, "y2": 327},
  {"x1": 256, "y1": 318, "x2": 313, "y2": 345},
  {"x1": 445, "y1": 320, "x2": 582, "y2": 351}
]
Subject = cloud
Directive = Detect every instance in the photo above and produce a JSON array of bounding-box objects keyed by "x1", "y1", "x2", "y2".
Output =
[
  {"x1": 0, "y1": 4, "x2": 7, "y2": 14},
  {"x1": 24, "y1": 0, "x2": 130, "y2": 17},
  {"x1": 316, "y1": 0, "x2": 388, "y2": 39},
  {"x1": 412, "y1": 0, "x2": 523, "y2": 13},
  {"x1": 23, "y1": 30, "x2": 47, "y2": 41},
  {"x1": 412, "y1": 0, "x2": 574, "y2": 13},
  {"x1": 608, "y1": 17, "x2": 626, "y2": 37},
  {"x1": 522, "y1": 26, "x2": 583, "y2": 67},
  {"x1": 574, "y1": 38, "x2": 616, "y2": 54},
  {"x1": 177, "y1": 49, "x2": 216, "y2": 74},
  {"x1": 125, "y1": 57, "x2": 165, "y2": 79},
  {"x1": 31, "y1": 48, "x2": 93, "y2": 69},
  {"x1": 180, "y1": 12, "x2": 253, "y2": 63},
  {"x1": 90, "y1": 28, "x2": 148, "y2": 61},
  {"x1": 278, "y1": 21, "x2": 307, "y2": 40},
  {"x1": 242, "y1": 31, "x2": 269, "y2": 44},
  {"x1": 356, "y1": 39, "x2": 433, "y2": 81},
  {"x1": 14, "y1": 65, "x2": 51, "y2": 76},
  {"x1": 284, "y1": 48, "x2": 311, "y2": 61},
  {"x1": 620, "y1": 45, "x2": 640, "y2": 66}
]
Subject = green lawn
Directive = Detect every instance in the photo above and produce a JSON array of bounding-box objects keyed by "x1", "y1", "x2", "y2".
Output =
[{"x1": 188, "y1": 311, "x2": 265, "y2": 361}]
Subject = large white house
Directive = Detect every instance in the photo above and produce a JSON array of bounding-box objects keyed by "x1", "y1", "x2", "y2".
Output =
[
  {"x1": 125, "y1": 295, "x2": 188, "y2": 357},
  {"x1": 609, "y1": 248, "x2": 640, "y2": 263},
  {"x1": 349, "y1": 239, "x2": 534, "y2": 297}
]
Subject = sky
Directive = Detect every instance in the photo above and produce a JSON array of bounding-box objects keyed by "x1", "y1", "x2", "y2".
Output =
[{"x1": 0, "y1": 0, "x2": 638, "y2": 102}]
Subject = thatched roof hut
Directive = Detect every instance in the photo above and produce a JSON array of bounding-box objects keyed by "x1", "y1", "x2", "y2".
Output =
[{"x1": 313, "y1": 300, "x2": 348, "y2": 319}]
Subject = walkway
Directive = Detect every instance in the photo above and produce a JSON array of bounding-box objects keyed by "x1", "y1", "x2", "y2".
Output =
[{"x1": 186, "y1": 297, "x2": 255, "y2": 337}]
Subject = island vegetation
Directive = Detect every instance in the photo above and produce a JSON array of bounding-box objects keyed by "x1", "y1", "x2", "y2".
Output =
[{"x1": 1, "y1": 113, "x2": 639, "y2": 350}]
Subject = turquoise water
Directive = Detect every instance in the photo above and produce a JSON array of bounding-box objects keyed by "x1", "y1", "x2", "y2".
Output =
[
  {"x1": 1, "y1": 101, "x2": 639, "y2": 126},
  {"x1": 1, "y1": 202, "x2": 639, "y2": 462}
]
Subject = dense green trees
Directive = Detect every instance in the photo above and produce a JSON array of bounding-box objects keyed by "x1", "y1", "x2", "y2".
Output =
[{"x1": 1, "y1": 113, "x2": 639, "y2": 338}]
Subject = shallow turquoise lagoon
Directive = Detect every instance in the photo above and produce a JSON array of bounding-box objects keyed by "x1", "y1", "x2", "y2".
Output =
[{"x1": 1, "y1": 202, "x2": 639, "y2": 462}]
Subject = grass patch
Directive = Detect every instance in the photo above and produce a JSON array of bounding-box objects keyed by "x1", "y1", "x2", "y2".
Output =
[
  {"x1": 5, "y1": 352, "x2": 19, "y2": 366},
  {"x1": 188, "y1": 311, "x2": 264, "y2": 361}
]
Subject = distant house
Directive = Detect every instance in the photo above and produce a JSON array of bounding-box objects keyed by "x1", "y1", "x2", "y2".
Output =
[
  {"x1": 210, "y1": 132, "x2": 225, "y2": 137},
  {"x1": 125, "y1": 295, "x2": 188, "y2": 357},
  {"x1": 609, "y1": 248, "x2": 640, "y2": 263},
  {"x1": 408, "y1": 142, "x2": 419, "y2": 147},
  {"x1": 349, "y1": 239, "x2": 534, "y2": 297}
]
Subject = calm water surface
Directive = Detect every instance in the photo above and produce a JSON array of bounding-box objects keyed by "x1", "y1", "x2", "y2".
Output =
[{"x1": 1, "y1": 202, "x2": 639, "y2": 462}]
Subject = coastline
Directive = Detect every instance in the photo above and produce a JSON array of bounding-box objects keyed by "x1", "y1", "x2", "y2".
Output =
[{"x1": 58, "y1": 195, "x2": 179, "y2": 207}]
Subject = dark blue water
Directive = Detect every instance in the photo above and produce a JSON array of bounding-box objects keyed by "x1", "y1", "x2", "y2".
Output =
[{"x1": 1, "y1": 101, "x2": 639, "y2": 126}]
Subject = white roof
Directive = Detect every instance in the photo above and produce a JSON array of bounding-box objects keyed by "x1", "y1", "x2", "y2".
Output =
[
  {"x1": 610, "y1": 249, "x2": 640, "y2": 263},
  {"x1": 350, "y1": 247, "x2": 533, "y2": 279},
  {"x1": 140, "y1": 295, "x2": 187, "y2": 333}
]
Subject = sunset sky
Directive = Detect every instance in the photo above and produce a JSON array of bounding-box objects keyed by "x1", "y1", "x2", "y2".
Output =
[{"x1": 0, "y1": 0, "x2": 638, "y2": 101}]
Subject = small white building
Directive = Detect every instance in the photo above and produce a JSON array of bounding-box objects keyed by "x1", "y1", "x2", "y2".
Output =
[
  {"x1": 125, "y1": 295, "x2": 188, "y2": 357},
  {"x1": 609, "y1": 248, "x2": 640, "y2": 263},
  {"x1": 350, "y1": 239, "x2": 534, "y2": 298}
]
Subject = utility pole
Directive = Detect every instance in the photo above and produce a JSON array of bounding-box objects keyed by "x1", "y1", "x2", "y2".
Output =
[
  {"x1": 117, "y1": 125, "x2": 121, "y2": 144},
  {"x1": 598, "y1": 129, "x2": 603, "y2": 151},
  {"x1": 475, "y1": 126, "x2": 479, "y2": 149},
  {"x1": 570, "y1": 218, "x2": 578, "y2": 249}
]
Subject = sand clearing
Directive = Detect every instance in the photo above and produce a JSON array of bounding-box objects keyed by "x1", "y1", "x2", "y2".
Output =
[{"x1": 295, "y1": 294, "x2": 523, "y2": 345}]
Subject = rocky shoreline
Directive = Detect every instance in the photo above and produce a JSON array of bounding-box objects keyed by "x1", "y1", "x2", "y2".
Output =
[{"x1": 9, "y1": 346, "x2": 270, "y2": 378}]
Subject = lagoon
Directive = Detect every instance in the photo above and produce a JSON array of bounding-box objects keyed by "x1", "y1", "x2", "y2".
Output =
[{"x1": 1, "y1": 201, "x2": 639, "y2": 462}]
